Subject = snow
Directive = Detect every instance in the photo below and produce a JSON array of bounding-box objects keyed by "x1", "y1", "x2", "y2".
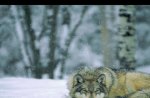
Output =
[
  {"x1": 136, "y1": 65, "x2": 150, "y2": 73},
  {"x1": 0, "y1": 77, "x2": 69, "y2": 98}
]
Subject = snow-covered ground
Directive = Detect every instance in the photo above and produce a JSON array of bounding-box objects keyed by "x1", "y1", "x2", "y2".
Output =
[{"x1": 0, "y1": 77, "x2": 69, "y2": 98}]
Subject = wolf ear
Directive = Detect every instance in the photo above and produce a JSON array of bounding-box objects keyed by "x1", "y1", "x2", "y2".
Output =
[
  {"x1": 73, "y1": 74, "x2": 84, "y2": 86},
  {"x1": 97, "y1": 74, "x2": 106, "y2": 84}
]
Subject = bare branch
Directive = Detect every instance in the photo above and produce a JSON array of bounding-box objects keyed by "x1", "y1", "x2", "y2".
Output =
[
  {"x1": 59, "y1": 6, "x2": 89, "y2": 78},
  {"x1": 38, "y1": 6, "x2": 47, "y2": 40},
  {"x1": 65, "y1": 5, "x2": 89, "y2": 53},
  {"x1": 11, "y1": 5, "x2": 31, "y2": 67}
]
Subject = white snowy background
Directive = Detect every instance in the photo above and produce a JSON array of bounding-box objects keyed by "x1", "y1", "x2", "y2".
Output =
[{"x1": 0, "y1": 77, "x2": 68, "y2": 98}]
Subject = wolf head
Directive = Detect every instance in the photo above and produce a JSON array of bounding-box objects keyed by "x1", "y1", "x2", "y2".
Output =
[{"x1": 67, "y1": 67, "x2": 110, "y2": 98}]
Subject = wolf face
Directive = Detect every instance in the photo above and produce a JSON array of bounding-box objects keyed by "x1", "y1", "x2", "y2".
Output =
[
  {"x1": 72, "y1": 75, "x2": 107, "y2": 98},
  {"x1": 68, "y1": 67, "x2": 108, "y2": 98}
]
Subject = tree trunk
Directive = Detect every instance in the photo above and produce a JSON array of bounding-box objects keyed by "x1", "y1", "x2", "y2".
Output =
[
  {"x1": 23, "y1": 5, "x2": 42, "y2": 78},
  {"x1": 100, "y1": 5, "x2": 115, "y2": 67},
  {"x1": 11, "y1": 5, "x2": 32, "y2": 77},
  {"x1": 59, "y1": 5, "x2": 70, "y2": 79},
  {"x1": 117, "y1": 5, "x2": 136, "y2": 70},
  {"x1": 46, "y1": 5, "x2": 59, "y2": 79}
]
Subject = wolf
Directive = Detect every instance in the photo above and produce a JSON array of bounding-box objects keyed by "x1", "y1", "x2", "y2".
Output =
[{"x1": 67, "y1": 66, "x2": 150, "y2": 98}]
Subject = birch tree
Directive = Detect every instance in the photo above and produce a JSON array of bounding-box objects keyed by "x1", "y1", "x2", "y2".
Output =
[{"x1": 117, "y1": 5, "x2": 136, "y2": 70}]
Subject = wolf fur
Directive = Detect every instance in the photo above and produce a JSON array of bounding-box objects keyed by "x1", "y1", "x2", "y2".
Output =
[{"x1": 67, "y1": 67, "x2": 150, "y2": 98}]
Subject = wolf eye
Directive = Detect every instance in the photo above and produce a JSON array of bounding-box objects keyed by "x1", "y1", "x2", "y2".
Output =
[
  {"x1": 81, "y1": 89, "x2": 87, "y2": 94},
  {"x1": 95, "y1": 89, "x2": 101, "y2": 94}
]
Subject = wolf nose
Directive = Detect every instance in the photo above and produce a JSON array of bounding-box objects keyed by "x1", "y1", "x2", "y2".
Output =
[
  {"x1": 88, "y1": 85, "x2": 94, "y2": 93},
  {"x1": 89, "y1": 93, "x2": 94, "y2": 98}
]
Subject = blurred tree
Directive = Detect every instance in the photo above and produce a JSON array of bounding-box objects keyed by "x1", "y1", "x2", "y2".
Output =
[
  {"x1": 46, "y1": 5, "x2": 59, "y2": 79},
  {"x1": 0, "y1": 5, "x2": 11, "y2": 47},
  {"x1": 22, "y1": 5, "x2": 42, "y2": 78},
  {"x1": 99, "y1": 5, "x2": 115, "y2": 68},
  {"x1": 59, "y1": 6, "x2": 88, "y2": 78},
  {"x1": 11, "y1": 5, "x2": 32, "y2": 77},
  {"x1": 0, "y1": 5, "x2": 22, "y2": 76},
  {"x1": 59, "y1": 5, "x2": 71, "y2": 79},
  {"x1": 11, "y1": 5, "x2": 42, "y2": 78},
  {"x1": 116, "y1": 5, "x2": 136, "y2": 70}
]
